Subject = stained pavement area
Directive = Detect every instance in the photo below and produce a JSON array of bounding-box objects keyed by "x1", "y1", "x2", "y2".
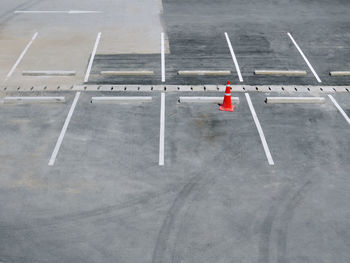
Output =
[{"x1": 0, "y1": 90, "x2": 349, "y2": 262}]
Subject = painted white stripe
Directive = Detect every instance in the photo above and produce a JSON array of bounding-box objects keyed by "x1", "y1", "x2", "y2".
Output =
[
  {"x1": 91, "y1": 96, "x2": 152, "y2": 103},
  {"x1": 225, "y1": 32, "x2": 243, "y2": 82},
  {"x1": 245, "y1": 93, "x2": 274, "y2": 165},
  {"x1": 14, "y1": 10, "x2": 102, "y2": 14},
  {"x1": 5, "y1": 32, "x2": 38, "y2": 81},
  {"x1": 328, "y1": 95, "x2": 350, "y2": 125},
  {"x1": 159, "y1": 93, "x2": 165, "y2": 166},
  {"x1": 3, "y1": 96, "x2": 65, "y2": 104},
  {"x1": 84, "y1": 32, "x2": 101, "y2": 83},
  {"x1": 287, "y1": 32, "x2": 321, "y2": 83},
  {"x1": 48, "y1": 92, "x2": 81, "y2": 166},
  {"x1": 161, "y1": 32, "x2": 165, "y2": 82}
]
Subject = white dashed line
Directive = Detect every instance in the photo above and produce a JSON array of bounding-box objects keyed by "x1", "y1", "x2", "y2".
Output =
[
  {"x1": 287, "y1": 32, "x2": 322, "y2": 83},
  {"x1": 48, "y1": 92, "x2": 81, "y2": 166},
  {"x1": 84, "y1": 32, "x2": 101, "y2": 83},
  {"x1": 5, "y1": 32, "x2": 38, "y2": 82},
  {"x1": 328, "y1": 95, "x2": 350, "y2": 125},
  {"x1": 225, "y1": 32, "x2": 243, "y2": 82},
  {"x1": 159, "y1": 93, "x2": 165, "y2": 166},
  {"x1": 245, "y1": 93, "x2": 275, "y2": 165},
  {"x1": 161, "y1": 32, "x2": 165, "y2": 82}
]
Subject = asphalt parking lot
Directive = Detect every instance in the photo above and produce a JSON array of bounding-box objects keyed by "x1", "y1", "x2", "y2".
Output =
[
  {"x1": 0, "y1": 0, "x2": 350, "y2": 262},
  {"x1": 0, "y1": 0, "x2": 349, "y2": 87},
  {"x1": 0, "y1": 90, "x2": 349, "y2": 262}
]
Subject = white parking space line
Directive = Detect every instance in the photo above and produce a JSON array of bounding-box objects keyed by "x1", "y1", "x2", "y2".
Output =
[
  {"x1": 14, "y1": 10, "x2": 102, "y2": 14},
  {"x1": 161, "y1": 32, "x2": 165, "y2": 82},
  {"x1": 245, "y1": 93, "x2": 275, "y2": 165},
  {"x1": 328, "y1": 95, "x2": 350, "y2": 125},
  {"x1": 265, "y1": 97, "x2": 325, "y2": 104},
  {"x1": 84, "y1": 32, "x2": 102, "y2": 83},
  {"x1": 4, "y1": 32, "x2": 38, "y2": 82},
  {"x1": 2, "y1": 96, "x2": 65, "y2": 104},
  {"x1": 224, "y1": 32, "x2": 243, "y2": 82},
  {"x1": 22, "y1": 70, "x2": 76, "y2": 76},
  {"x1": 287, "y1": 32, "x2": 322, "y2": 83},
  {"x1": 91, "y1": 96, "x2": 152, "y2": 103},
  {"x1": 48, "y1": 92, "x2": 81, "y2": 166},
  {"x1": 159, "y1": 93, "x2": 165, "y2": 166}
]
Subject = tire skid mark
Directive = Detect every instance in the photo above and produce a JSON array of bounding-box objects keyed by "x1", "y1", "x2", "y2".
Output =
[
  {"x1": 258, "y1": 175, "x2": 315, "y2": 263},
  {"x1": 170, "y1": 175, "x2": 216, "y2": 263},
  {"x1": 152, "y1": 173, "x2": 202, "y2": 263},
  {"x1": 0, "y1": 0, "x2": 43, "y2": 27},
  {"x1": 0, "y1": 186, "x2": 178, "y2": 232},
  {"x1": 276, "y1": 180, "x2": 312, "y2": 263},
  {"x1": 152, "y1": 153, "x2": 225, "y2": 263}
]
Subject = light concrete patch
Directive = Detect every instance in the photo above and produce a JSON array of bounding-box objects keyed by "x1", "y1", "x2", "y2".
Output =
[{"x1": 265, "y1": 97, "x2": 325, "y2": 104}]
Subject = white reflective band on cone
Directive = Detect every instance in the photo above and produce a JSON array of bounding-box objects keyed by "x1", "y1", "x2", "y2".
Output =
[{"x1": 225, "y1": 93, "x2": 231, "y2": 96}]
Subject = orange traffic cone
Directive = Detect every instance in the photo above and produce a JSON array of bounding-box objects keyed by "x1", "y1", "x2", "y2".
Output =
[{"x1": 219, "y1": 81, "x2": 235, "y2": 112}]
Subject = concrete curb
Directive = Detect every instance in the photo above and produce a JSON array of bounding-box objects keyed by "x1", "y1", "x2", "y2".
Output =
[
  {"x1": 178, "y1": 70, "x2": 231, "y2": 76},
  {"x1": 265, "y1": 97, "x2": 326, "y2": 104},
  {"x1": 22, "y1": 71, "x2": 76, "y2": 76},
  {"x1": 179, "y1": 96, "x2": 239, "y2": 104},
  {"x1": 0, "y1": 85, "x2": 349, "y2": 93},
  {"x1": 2, "y1": 96, "x2": 65, "y2": 104},
  {"x1": 254, "y1": 70, "x2": 307, "y2": 76},
  {"x1": 100, "y1": 71, "x2": 154, "y2": 76},
  {"x1": 91, "y1": 96, "x2": 152, "y2": 103},
  {"x1": 330, "y1": 71, "x2": 350, "y2": 76}
]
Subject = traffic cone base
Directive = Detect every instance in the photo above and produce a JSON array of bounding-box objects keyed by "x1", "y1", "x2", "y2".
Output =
[{"x1": 219, "y1": 104, "x2": 235, "y2": 112}]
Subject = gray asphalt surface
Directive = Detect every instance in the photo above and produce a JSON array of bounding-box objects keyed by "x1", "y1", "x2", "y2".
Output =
[
  {"x1": 89, "y1": 0, "x2": 350, "y2": 85},
  {"x1": 0, "y1": 0, "x2": 350, "y2": 263},
  {"x1": 0, "y1": 90, "x2": 349, "y2": 262}
]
